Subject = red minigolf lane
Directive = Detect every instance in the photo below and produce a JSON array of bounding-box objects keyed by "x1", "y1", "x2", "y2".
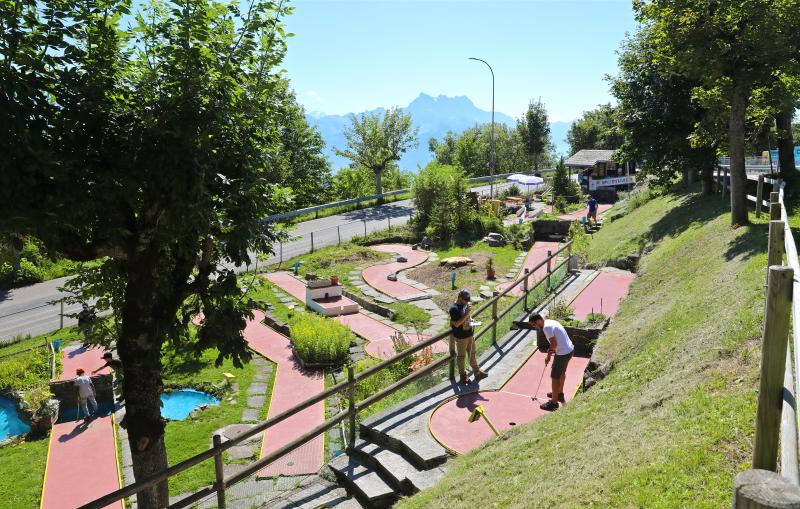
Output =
[
  {"x1": 495, "y1": 241, "x2": 561, "y2": 296},
  {"x1": 42, "y1": 347, "x2": 121, "y2": 509},
  {"x1": 428, "y1": 351, "x2": 590, "y2": 455},
  {"x1": 556, "y1": 203, "x2": 613, "y2": 221},
  {"x1": 568, "y1": 271, "x2": 636, "y2": 321},
  {"x1": 334, "y1": 312, "x2": 447, "y2": 359},
  {"x1": 264, "y1": 271, "x2": 307, "y2": 301},
  {"x1": 244, "y1": 310, "x2": 324, "y2": 477},
  {"x1": 361, "y1": 244, "x2": 429, "y2": 299}
]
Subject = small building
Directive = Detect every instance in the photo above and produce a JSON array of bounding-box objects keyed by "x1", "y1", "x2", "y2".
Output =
[
  {"x1": 565, "y1": 149, "x2": 635, "y2": 194},
  {"x1": 305, "y1": 278, "x2": 359, "y2": 317}
]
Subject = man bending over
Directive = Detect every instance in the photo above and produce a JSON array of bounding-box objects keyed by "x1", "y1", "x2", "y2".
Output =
[{"x1": 529, "y1": 313, "x2": 574, "y2": 411}]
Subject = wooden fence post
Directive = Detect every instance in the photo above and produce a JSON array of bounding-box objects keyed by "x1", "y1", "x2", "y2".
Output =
[
  {"x1": 337, "y1": 226, "x2": 341, "y2": 245},
  {"x1": 347, "y1": 365, "x2": 356, "y2": 449},
  {"x1": 59, "y1": 299, "x2": 64, "y2": 329},
  {"x1": 310, "y1": 231, "x2": 315, "y2": 253},
  {"x1": 732, "y1": 469, "x2": 800, "y2": 508},
  {"x1": 491, "y1": 292, "x2": 498, "y2": 344},
  {"x1": 767, "y1": 221, "x2": 785, "y2": 284},
  {"x1": 448, "y1": 336, "x2": 456, "y2": 380},
  {"x1": 756, "y1": 175, "x2": 764, "y2": 218},
  {"x1": 523, "y1": 268, "x2": 530, "y2": 311},
  {"x1": 546, "y1": 250, "x2": 553, "y2": 291},
  {"x1": 213, "y1": 434, "x2": 226, "y2": 509},
  {"x1": 753, "y1": 265, "x2": 793, "y2": 472},
  {"x1": 771, "y1": 192, "x2": 781, "y2": 221}
]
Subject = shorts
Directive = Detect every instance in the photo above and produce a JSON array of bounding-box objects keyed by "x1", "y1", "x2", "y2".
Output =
[
  {"x1": 588, "y1": 209, "x2": 597, "y2": 218},
  {"x1": 551, "y1": 352, "x2": 573, "y2": 379}
]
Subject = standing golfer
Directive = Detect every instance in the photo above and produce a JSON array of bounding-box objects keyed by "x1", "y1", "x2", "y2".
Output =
[
  {"x1": 529, "y1": 313, "x2": 574, "y2": 411},
  {"x1": 450, "y1": 290, "x2": 488, "y2": 385},
  {"x1": 587, "y1": 195, "x2": 598, "y2": 226},
  {"x1": 74, "y1": 368, "x2": 98, "y2": 420}
]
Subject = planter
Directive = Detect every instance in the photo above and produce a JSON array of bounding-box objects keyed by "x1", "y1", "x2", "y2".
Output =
[
  {"x1": 330, "y1": 276, "x2": 339, "y2": 286},
  {"x1": 487, "y1": 269, "x2": 496, "y2": 280}
]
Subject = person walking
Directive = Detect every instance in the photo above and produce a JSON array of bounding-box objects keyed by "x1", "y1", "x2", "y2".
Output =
[
  {"x1": 77, "y1": 303, "x2": 96, "y2": 344},
  {"x1": 529, "y1": 313, "x2": 574, "y2": 411},
  {"x1": 586, "y1": 195, "x2": 599, "y2": 226},
  {"x1": 74, "y1": 368, "x2": 98, "y2": 421},
  {"x1": 450, "y1": 290, "x2": 488, "y2": 385}
]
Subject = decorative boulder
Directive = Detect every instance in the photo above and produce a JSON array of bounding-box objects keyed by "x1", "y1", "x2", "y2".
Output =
[
  {"x1": 482, "y1": 232, "x2": 507, "y2": 247},
  {"x1": 387, "y1": 273, "x2": 398, "y2": 281},
  {"x1": 396, "y1": 256, "x2": 408, "y2": 263},
  {"x1": 440, "y1": 256, "x2": 474, "y2": 268}
]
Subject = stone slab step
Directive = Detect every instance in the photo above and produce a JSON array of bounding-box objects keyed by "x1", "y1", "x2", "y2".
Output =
[
  {"x1": 349, "y1": 439, "x2": 434, "y2": 495},
  {"x1": 328, "y1": 454, "x2": 397, "y2": 509},
  {"x1": 359, "y1": 420, "x2": 449, "y2": 470}
]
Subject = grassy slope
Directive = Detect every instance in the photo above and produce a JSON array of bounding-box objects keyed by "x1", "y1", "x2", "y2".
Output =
[{"x1": 399, "y1": 190, "x2": 766, "y2": 508}]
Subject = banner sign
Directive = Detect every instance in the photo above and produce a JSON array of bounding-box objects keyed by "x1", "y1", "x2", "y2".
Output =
[{"x1": 589, "y1": 176, "x2": 635, "y2": 190}]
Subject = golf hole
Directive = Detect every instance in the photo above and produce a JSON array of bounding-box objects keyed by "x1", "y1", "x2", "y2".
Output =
[{"x1": 509, "y1": 422, "x2": 517, "y2": 426}]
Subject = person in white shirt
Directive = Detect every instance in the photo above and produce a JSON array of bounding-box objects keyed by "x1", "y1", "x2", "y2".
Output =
[
  {"x1": 529, "y1": 313, "x2": 575, "y2": 411},
  {"x1": 74, "y1": 368, "x2": 98, "y2": 420}
]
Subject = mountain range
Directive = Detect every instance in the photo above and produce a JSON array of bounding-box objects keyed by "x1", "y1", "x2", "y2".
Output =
[{"x1": 306, "y1": 93, "x2": 572, "y2": 171}]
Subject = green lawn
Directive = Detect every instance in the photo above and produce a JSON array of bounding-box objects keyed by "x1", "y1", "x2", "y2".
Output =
[
  {"x1": 399, "y1": 189, "x2": 766, "y2": 508},
  {"x1": 0, "y1": 438, "x2": 49, "y2": 509},
  {"x1": 385, "y1": 301, "x2": 431, "y2": 328}
]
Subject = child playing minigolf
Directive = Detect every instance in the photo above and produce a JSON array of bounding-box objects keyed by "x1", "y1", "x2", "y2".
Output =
[{"x1": 74, "y1": 368, "x2": 98, "y2": 421}]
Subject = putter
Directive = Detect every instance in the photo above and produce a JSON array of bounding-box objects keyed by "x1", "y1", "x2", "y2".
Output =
[{"x1": 531, "y1": 356, "x2": 550, "y2": 401}]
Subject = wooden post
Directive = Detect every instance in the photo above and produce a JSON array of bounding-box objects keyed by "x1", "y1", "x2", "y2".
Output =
[
  {"x1": 723, "y1": 168, "x2": 729, "y2": 200},
  {"x1": 753, "y1": 266, "x2": 792, "y2": 472},
  {"x1": 781, "y1": 352, "x2": 799, "y2": 485},
  {"x1": 756, "y1": 175, "x2": 764, "y2": 218},
  {"x1": 279, "y1": 242, "x2": 283, "y2": 266},
  {"x1": 310, "y1": 231, "x2": 315, "y2": 253},
  {"x1": 546, "y1": 250, "x2": 553, "y2": 291},
  {"x1": 363, "y1": 219, "x2": 368, "y2": 237},
  {"x1": 337, "y1": 226, "x2": 341, "y2": 245},
  {"x1": 448, "y1": 336, "x2": 456, "y2": 380},
  {"x1": 59, "y1": 299, "x2": 64, "y2": 329},
  {"x1": 523, "y1": 268, "x2": 530, "y2": 311},
  {"x1": 212, "y1": 434, "x2": 226, "y2": 509},
  {"x1": 387, "y1": 216, "x2": 391, "y2": 230},
  {"x1": 767, "y1": 221, "x2": 785, "y2": 284},
  {"x1": 491, "y1": 292, "x2": 498, "y2": 344},
  {"x1": 770, "y1": 192, "x2": 781, "y2": 221},
  {"x1": 347, "y1": 365, "x2": 356, "y2": 449},
  {"x1": 732, "y1": 469, "x2": 800, "y2": 508}
]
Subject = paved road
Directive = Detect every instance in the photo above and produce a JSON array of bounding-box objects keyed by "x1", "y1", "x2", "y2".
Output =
[{"x1": 0, "y1": 183, "x2": 513, "y2": 342}]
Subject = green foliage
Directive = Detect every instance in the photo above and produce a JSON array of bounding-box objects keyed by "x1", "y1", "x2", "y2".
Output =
[
  {"x1": 333, "y1": 162, "x2": 412, "y2": 200},
  {"x1": 568, "y1": 220, "x2": 591, "y2": 264},
  {"x1": 412, "y1": 163, "x2": 472, "y2": 243},
  {"x1": 566, "y1": 103, "x2": 623, "y2": 154},
  {"x1": 517, "y1": 99, "x2": 553, "y2": 170},
  {"x1": 0, "y1": 346, "x2": 51, "y2": 391},
  {"x1": 547, "y1": 299, "x2": 575, "y2": 321},
  {"x1": 551, "y1": 157, "x2": 580, "y2": 206},
  {"x1": 0, "y1": 438, "x2": 49, "y2": 509},
  {"x1": 289, "y1": 312, "x2": 351, "y2": 365},
  {"x1": 336, "y1": 108, "x2": 419, "y2": 195},
  {"x1": 500, "y1": 184, "x2": 522, "y2": 199}
]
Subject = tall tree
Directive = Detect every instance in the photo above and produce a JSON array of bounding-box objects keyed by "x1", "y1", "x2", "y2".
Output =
[
  {"x1": 636, "y1": 0, "x2": 800, "y2": 225},
  {"x1": 336, "y1": 107, "x2": 419, "y2": 202},
  {"x1": 517, "y1": 99, "x2": 552, "y2": 170},
  {"x1": 0, "y1": 0, "x2": 294, "y2": 506},
  {"x1": 612, "y1": 28, "x2": 717, "y2": 194},
  {"x1": 566, "y1": 104, "x2": 623, "y2": 155}
]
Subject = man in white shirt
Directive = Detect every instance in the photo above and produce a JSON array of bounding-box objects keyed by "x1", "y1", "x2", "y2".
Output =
[
  {"x1": 529, "y1": 313, "x2": 575, "y2": 411},
  {"x1": 74, "y1": 368, "x2": 98, "y2": 420}
]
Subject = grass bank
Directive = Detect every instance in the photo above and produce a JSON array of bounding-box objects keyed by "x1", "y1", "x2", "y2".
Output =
[{"x1": 399, "y1": 189, "x2": 766, "y2": 508}]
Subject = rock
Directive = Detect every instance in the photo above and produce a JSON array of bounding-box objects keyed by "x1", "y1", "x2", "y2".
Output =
[
  {"x1": 396, "y1": 256, "x2": 408, "y2": 263},
  {"x1": 440, "y1": 256, "x2": 474, "y2": 267},
  {"x1": 387, "y1": 273, "x2": 398, "y2": 281},
  {"x1": 479, "y1": 290, "x2": 493, "y2": 299},
  {"x1": 227, "y1": 445, "x2": 256, "y2": 461}
]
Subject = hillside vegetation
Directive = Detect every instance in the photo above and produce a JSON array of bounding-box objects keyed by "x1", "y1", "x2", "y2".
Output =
[{"x1": 399, "y1": 189, "x2": 767, "y2": 508}]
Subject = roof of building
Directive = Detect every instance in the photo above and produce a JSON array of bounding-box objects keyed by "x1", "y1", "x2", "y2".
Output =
[{"x1": 565, "y1": 149, "x2": 616, "y2": 167}]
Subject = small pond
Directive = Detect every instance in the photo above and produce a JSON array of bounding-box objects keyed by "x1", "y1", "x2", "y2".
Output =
[
  {"x1": 0, "y1": 397, "x2": 31, "y2": 441},
  {"x1": 161, "y1": 389, "x2": 220, "y2": 421}
]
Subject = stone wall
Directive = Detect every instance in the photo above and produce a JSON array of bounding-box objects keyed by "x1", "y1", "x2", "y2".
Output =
[
  {"x1": 50, "y1": 373, "x2": 114, "y2": 410},
  {"x1": 262, "y1": 310, "x2": 291, "y2": 337},
  {"x1": 342, "y1": 289, "x2": 396, "y2": 320},
  {"x1": 532, "y1": 219, "x2": 572, "y2": 241}
]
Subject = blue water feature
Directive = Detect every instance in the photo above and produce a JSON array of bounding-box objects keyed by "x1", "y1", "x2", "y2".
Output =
[
  {"x1": 160, "y1": 389, "x2": 219, "y2": 421},
  {"x1": 0, "y1": 397, "x2": 31, "y2": 441}
]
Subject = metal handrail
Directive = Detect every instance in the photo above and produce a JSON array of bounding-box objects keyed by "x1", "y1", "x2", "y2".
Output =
[{"x1": 80, "y1": 242, "x2": 573, "y2": 509}]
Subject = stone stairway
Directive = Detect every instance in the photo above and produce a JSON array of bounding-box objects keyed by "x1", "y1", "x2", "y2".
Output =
[
  {"x1": 584, "y1": 219, "x2": 603, "y2": 234},
  {"x1": 324, "y1": 433, "x2": 448, "y2": 508}
]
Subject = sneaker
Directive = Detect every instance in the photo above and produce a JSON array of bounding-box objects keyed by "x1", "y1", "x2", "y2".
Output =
[
  {"x1": 459, "y1": 374, "x2": 471, "y2": 385},
  {"x1": 539, "y1": 400, "x2": 559, "y2": 411},
  {"x1": 546, "y1": 392, "x2": 566, "y2": 403},
  {"x1": 474, "y1": 371, "x2": 489, "y2": 381}
]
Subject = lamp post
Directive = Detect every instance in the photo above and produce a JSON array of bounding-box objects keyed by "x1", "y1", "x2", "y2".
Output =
[{"x1": 469, "y1": 57, "x2": 495, "y2": 199}]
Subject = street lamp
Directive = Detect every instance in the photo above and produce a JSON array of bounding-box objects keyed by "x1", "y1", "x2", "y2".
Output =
[{"x1": 469, "y1": 57, "x2": 496, "y2": 199}]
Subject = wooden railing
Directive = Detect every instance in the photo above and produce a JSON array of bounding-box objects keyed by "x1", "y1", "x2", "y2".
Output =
[{"x1": 80, "y1": 241, "x2": 574, "y2": 509}]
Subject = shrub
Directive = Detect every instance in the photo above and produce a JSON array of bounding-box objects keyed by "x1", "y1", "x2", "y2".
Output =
[
  {"x1": 551, "y1": 157, "x2": 580, "y2": 205},
  {"x1": 14, "y1": 259, "x2": 44, "y2": 286},
  {"x1": 547, "y1": 299, "x2": 574, "y2": 321},
  {"x1": 500, "y1": 184, "x2": 522, "y2": 199},
  {"x1": 0, "y1": 346, "x2": 51, "y2": 391},
  {"x1": 568, "y1": 221, "x2": 591, "y2": 265},
  {"x1": 289, "y1": 312, "x2": 351, "y2": 365},
  {"x1": 412, "y1": 163, "x2": 473, "y2": 244}
]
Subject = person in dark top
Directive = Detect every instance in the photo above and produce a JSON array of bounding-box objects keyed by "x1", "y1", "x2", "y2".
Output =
[
  {"x1": 93, "y1": 352, "x2": 124, "y2": 392},
  {"x1": 587, "y1": 195, "x2": 599, "y2": 225},
  {"x1": 77, "y1": 303, "x2": 96, "y2": 344},
  {"x1": 449, "y1": 290, "x2": 488, "y2": 385}
]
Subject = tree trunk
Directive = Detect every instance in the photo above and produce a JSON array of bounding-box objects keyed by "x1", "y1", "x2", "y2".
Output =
[
  {"x1": 776, "y1": 109, "x2": 796, "y2": 181},
  {"x1": 374, "y1": 167, "x2": 384, "y2": 205},
  {"x1": 728, "y1": 88, "x2": 749, "y2": 226},
  {"x1": 701, "y1": 163, "x2": 714, "y2": 196},
  {"x1": 119, "y1": 265, "x2": 170, "y2": 508},
  {"x1": 533, "y1": 152, "x2": 539, "y2": 171}
]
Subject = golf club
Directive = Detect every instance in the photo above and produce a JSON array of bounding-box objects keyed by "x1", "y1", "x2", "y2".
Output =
[{"x1": 531, "y1": 355, "x2": 550, "y2": 401}]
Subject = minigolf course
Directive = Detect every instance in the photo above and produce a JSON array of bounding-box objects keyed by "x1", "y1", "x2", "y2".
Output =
[
  {"x1": 568, "y1": 270, "x2": 635, "y2": 320},
  {"x1": 41, "y1": 346, "x2": 121, "y2": 509},
  {"x1": 243, "y1": 310, "x2": 324, "y2": 477},
  {"x1": 495, "y1": 241, "x2": 560, "y2": 296},
  {"x1": 361, "y1": 244, "x2": 429, "y2": 300}
]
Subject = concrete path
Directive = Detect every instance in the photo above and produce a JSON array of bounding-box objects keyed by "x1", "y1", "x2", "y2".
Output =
[
  {"x1": 361, "y1": 245, "x2": 429, "y2": 300},
  {"x1": 41, "y1": 346, "x2": 121, "y2": 509},
  {"x1": 243, "y1": 310, "x2": 324, "y2": 477},
  {"x1": 495, "y1": 241, "x2": 561, "y2": 296},
  {"x1": 545, "y1": 203, "x2": 613, "y2": 221},
  {"x1": 567, "y1": 269, "x2": 636, "y2": 320}
]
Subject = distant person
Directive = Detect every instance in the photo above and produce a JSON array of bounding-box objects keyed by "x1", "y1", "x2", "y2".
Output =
[
  {"x1": 74, "y1": 368, "x2": 98, "y2": 420},
  {"x1": 93, "y1": 352, "x2": 123, "y2": 388},
  {"x1": 529, "y1": 313, "x2": 575, "y2": 411},
  {"x1": 77, "y1": 303, "x2": 96, "y2": 344},
  {"x1": 587, "y1": 195, "x2": 599, "y2": 225},
  {"x1": 450, "y1": 290, "x2": 488, "y2": 385}
]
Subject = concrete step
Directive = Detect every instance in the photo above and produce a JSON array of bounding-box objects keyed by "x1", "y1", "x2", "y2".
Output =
[
  {"x1": 359, "y1": 420, "x2": 449, "y2": 470},
  {"x1": 349, "y1": 439, "x2": 444, "y2": 496},
  {"x1": 327, "y1": 454, "x2": 397, "y2": 509}
]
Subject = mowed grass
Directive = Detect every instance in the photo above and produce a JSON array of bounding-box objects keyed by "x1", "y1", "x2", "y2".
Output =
[
  {"x1": 398, "y1": 189, "x2": 767, "y2": 508},
  {"x1": 0, "y1": 438, "x2": 49, "y2": 509}
]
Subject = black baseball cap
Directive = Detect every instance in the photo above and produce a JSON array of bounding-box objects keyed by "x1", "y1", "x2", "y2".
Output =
[{"x1": 458, "y1": 290, "x2": 471, "y2": 302}]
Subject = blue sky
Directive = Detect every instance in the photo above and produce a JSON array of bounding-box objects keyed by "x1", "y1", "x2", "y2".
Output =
[{"x1": 282, "y1": 0, "x2": 637, "y2": 122}]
